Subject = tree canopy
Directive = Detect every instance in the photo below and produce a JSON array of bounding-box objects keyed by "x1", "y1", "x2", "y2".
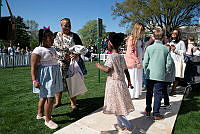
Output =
[
  {"x1": 77, "y1": 20, "x2": 106, "y2": 47},
  {"x1": 25, "y1": 20, "x2": 39, "y2": 49},
  {"x1": 13, "y1": 16, "x2": 30, "y2": 48},
  {"x1": 112, "y1": 0, "x2": 200, "y2": 36}
]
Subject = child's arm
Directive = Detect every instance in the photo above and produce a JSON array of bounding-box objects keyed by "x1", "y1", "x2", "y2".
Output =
[
  {"x1": 124, "y1": 69, "x2": 133, "y2": 88},
  {"x1": 96, "y1": 63, "x2": 112, "y2": 73},
  {"x1": 31, "y1": 54, "x2": 40, "y2": 88}
]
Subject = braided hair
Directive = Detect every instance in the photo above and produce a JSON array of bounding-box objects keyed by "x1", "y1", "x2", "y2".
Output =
[
  {"x1": 107, "y1": 32, "x2": 125, "y2": 50},
  {"x1": 38, "y1": 28, "x2": 53, "y2": 46}
]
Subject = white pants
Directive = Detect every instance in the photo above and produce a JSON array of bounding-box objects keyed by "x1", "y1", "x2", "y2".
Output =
[{"x1": 127, "y1": 68, "x2": 143, "y2": 98}]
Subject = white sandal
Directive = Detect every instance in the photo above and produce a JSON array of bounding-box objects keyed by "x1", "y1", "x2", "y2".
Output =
[
  {"x1": 45, "y1": 120, "x2": 58, "y2": 129},
  {"x1": 36, "y1": 115, "x2": 53, "y2": 120},
  {"x1": 36, "y1": 115, "x2": 45, "y2": 120}
]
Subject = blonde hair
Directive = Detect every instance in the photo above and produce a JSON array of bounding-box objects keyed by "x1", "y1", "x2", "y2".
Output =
[{"x1": 131, "y1": 23, "x2": 144, "y2": 47}]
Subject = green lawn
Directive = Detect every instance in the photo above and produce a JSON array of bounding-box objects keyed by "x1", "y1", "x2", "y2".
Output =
[
  {"x1": 0, "y1": 62, "x2": 106, "y2": 134},
  {"x1": 173, "y1": 87, "x2": 200, "y2": 134},
  {"x1": 0, "y1": 62, "x2": 200, "y2": 134}
]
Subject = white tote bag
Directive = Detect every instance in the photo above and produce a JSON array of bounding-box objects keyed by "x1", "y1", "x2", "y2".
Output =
[{"x1": 66, "y1": 59, "x2": 88, "y2": 97}]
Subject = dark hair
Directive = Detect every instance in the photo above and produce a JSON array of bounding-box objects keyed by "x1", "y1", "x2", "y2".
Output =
[
  {"x1": 171, "y1": 29, "x2": 182, "y2": 43},
  {"x1": 38, "y1": 28, "x2": 53, "y2": 46},
  {"x1": 60, "y1": 18, "x2": 71, "y2": 23},
  {"x1": 182, "y1": 37, "x2": 188, "y2": 50},
  {"x1": 107, "y1": 32, "x2": 125, "y2": 49},
  {"x1": 53, "y1": 32, "x2": 58, "y2": 39}
]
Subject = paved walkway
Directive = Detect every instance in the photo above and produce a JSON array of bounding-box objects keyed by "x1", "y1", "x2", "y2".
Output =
[{"x1": 54, "y1": 88, "x2": 185, "y2": 134}]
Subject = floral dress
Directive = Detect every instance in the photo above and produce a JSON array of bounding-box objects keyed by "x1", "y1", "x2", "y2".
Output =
[{"x1": 103, "y1": 53, "x2": 134, "y2": 115}]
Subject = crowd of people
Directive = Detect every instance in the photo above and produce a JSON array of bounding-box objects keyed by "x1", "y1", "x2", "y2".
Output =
[
  {"x1": 29, "y1": 17, "x2": 199, "y2": 133},
  {"x1": 0, "y1": 45, "x2": 31, "y2": 56}
]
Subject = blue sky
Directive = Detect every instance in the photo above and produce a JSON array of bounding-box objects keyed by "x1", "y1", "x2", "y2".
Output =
[{"x1": 1, "y1": 0, "x2": 127, "y2": 33}]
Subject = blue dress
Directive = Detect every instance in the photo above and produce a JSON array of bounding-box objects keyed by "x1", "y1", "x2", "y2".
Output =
[{"x1": 32, "y1": 46, "x2": 63, "y2": 98}]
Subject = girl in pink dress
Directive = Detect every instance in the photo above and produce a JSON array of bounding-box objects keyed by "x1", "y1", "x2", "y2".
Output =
[{"x1": 96, "y1": 32, "x2": 134, "y2": 133}]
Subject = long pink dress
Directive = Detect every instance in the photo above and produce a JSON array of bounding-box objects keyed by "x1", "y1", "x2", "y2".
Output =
[{"x1": 103, "y1": 53, "x2": 134, "y2": 116}]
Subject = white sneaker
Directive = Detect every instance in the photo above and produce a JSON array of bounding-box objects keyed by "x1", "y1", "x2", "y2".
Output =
[
  {"x1": 45, "y1": 120, "x2": 58, "y2": 129},
  {"x1": 161, "y1": 104, "x2": 172, "y2": 110}
]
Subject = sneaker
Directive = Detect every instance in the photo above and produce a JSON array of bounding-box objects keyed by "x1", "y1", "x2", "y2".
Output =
[
  {"x1": 142, "y1": 87, "x2": 146, "y2": 91},
  {"x1": 36, "y1": 115, "x2": 45, "y2": 120},
  {"x1": 161, "y1": 104, "x2": 171, "y2": 109},
  {"x1": 152, "y1": 115, "x2": 164, "y2": 120},
  {"x1": 144, "y1": 110, "x2": 151, "y2": 117},
  {"x1": 113, "y1": 124, "x2": 125, "y2": 132},
  {"x1": 45, "y1": 120, "x2": 58, "y2": 129}
]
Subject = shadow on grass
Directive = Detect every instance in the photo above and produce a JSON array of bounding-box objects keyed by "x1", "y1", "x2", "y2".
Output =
[
  {"x1": 53, "y1": 97, "x2": 104, "y2": 124},
  {"x1": 178, "y1": 89, "x2": 200, "y2": 115},
  {"x1": 172, "y1": 86, "x2": 200, "y2": 134}
]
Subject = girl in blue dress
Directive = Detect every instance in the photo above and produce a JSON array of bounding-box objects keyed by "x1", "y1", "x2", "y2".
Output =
[{"x1": 31, "y1": 27, "x2": 63, "y2": 129}]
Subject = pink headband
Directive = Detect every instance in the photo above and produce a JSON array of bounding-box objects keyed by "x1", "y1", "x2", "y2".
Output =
[
  {"x1": 43, "y1": 26, "x2": 50, "y2": 30},
  {"x1": 108, "y1": 40, "x2": 113, "y2": 47}
]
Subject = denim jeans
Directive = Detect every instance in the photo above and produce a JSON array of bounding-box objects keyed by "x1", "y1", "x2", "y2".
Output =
[
  {"x1": 163, "y1": 82, "x2": 170, "y2": 106},
  {"x1": 142, "y1": 69, "x2": 147, "y2": 88},
  {"x1": 145, "y1": 79, "x2": 165, "y2": 116}
]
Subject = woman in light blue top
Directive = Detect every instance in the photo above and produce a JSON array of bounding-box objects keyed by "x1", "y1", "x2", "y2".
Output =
[{"x1": 31, "y1": 27, "x2": 63, "y2": 129}]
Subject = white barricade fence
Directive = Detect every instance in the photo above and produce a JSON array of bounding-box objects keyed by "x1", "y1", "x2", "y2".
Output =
[
  {"x1": 90, "y1": 53, "x2": 125, "y2": 62},
  {"x1": 0, "y1": 53, "x2": 125, "y2": 67},
  {"x1": 0, "y1": 54, "x2": 31, "y2": 68}
]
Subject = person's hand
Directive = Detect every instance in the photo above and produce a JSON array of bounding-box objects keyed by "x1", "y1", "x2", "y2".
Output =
[
  {"x1": 128, "y1": 81, "x2": 133, "y2": 89},
  {"x1": 33, "y1": 81, "x2": 40, "y2": 88},
  {"x1": 65, "y1": 54, "x2": 71, "y2": 62},
  {"x1": 171, "y1": 45, "x2": 176, "y2": 51},
  {"x1": 137, "y1": 64, "x2": 142, "y2": 69},
  {"x1": 70, "y1": 53, "x2": 79, "y2": 60},
  {"x1": 96, "y1": 63, "x2": 101, "y2": 69}
]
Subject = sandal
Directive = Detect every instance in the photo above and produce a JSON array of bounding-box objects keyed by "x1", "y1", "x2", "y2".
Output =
[
  {"x1": 71, "y1": 105, "x2": 78, "y2": 111},
  {"x1": 121, "y1": 128, "x2": 133, "y2": 134},
  {"x1": 36, "y1": 115, "x2": 53, "y2": 120},
  {"x1": 36, "y1": 115, "x2": 45, "y2": 120},
  {"x1": 113, "y1": 124, "x2": 125, "y2": 131},
  {"x1": 45, "y1": 120, "x2": 58, "y2": 129},
  {"x1": 53, "y1": 103, "x2": 62, "y2": 109}
]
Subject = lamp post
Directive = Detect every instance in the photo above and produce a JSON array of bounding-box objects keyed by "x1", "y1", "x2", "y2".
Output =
[
  {"x1": 97, "y1": 18, "x2": 103, "y2": 83},
  {"x1": 0, "y1": 0, "x2": 2, "y2": 17}
]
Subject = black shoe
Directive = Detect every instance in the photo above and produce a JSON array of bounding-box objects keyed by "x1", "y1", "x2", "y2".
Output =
[{"x1": 144, "y1": 110, "x2": 151, "y2": 117}]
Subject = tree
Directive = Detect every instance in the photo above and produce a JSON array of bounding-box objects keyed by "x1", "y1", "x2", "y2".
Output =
[
  {"x1": 25, "y1": 20, "x2": 39, "y2": 49},
  {"x1": 25, "y1": 20, "x2": 39, "y2": 40},
  {"x1": 112, "y1": 0, "x2": 200, "y2": 37},
  {"x1": 77, "y1": 20, "x2": 106, "y2": 47},
  {"x1": 13, "y1": 16, "x2": 30, "y2": 48}
]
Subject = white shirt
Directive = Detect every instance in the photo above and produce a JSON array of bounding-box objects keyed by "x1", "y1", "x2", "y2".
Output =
[
  {"x1": 170, "y1": 40, "x2": 186, "y2": 62},
  {"x1": 32, "y1": 46, "x2": 58, "y2": 66}
]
